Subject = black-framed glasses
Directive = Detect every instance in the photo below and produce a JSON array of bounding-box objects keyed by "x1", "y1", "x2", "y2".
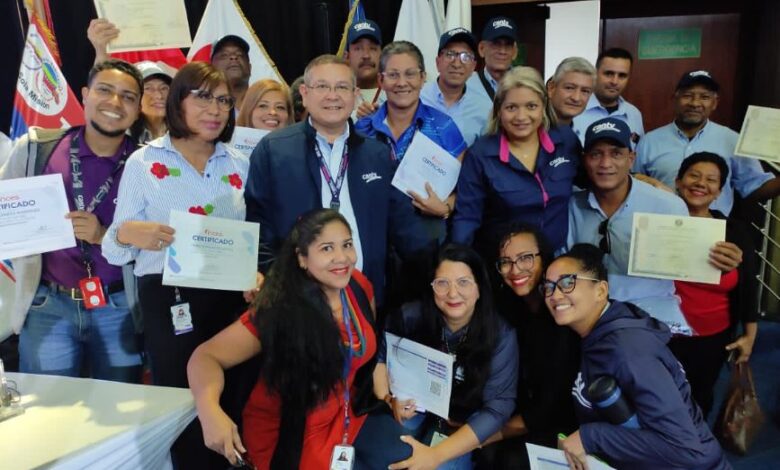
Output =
[
  {"x1": 441, "y1": 50, "x2": 475, "y2": 64},
  {"x1": 598, "y1": 219, "x2": 611, "y2": 254},
  {"x1": 496, "y1": 253, "x2": 541, "y2": 274},
  {"x1": 431, "y1": 277, "x2": 477, "y2": 295},
  {"x1": 189, "y1": 89, "x2": 235, "y2": 111},
  {"x1": 540, "y1": 273, "x2": 601, "y2": 297}
]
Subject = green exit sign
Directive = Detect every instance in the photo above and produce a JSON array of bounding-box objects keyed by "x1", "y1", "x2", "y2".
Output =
[{"x1": 638, "y1": 28, "x2": 702, "y2": 60}]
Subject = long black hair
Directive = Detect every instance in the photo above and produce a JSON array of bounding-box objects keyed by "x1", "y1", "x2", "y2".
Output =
[{"x1": 251, "y1": 208, "x2": 351, "y2": 469}]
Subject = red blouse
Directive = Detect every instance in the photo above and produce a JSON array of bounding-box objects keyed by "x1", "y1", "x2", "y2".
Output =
[
  {"x1": 238, "y1": 271, "x2": 376, "y2": 470},
  {"x1": 675, "y1": 268, "x2": 738, "y2": 336}
]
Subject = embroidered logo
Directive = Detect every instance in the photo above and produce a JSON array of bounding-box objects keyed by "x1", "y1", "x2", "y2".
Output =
[
  {"x1": 354, "y1": 22, "x2": 375, "y2": 32},
  {"x1": 362, "y1": 172, "x2": 381, "y2": 183},
  {"x1": 572, "y1": 372, "x2": 592, "y2": 409},
  {"x1": 549, "y1": 156, "x2": 570, "y2": 168},
  {"x1": 689, "y1": 70, "x2": 712, "y2": 78},
  {"x1": 448, "y1": 28, "x2": 469, "y2": 37},
  {"x1": 591, "y1": 122, "x2": 618, "y2": 134},
  {"x1": 493, "y1": 19, "x2": 512, "y2": 29}
]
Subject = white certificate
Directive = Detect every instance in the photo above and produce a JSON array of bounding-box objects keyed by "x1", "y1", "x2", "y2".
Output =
[
  {"x1": 94, "y1": 0, "x2": 192, "y2": 53},
  {"x1": 526, "y1": 443, "x2": 615, "y2": 470},
  {"x1": 391, "y1": 132, "x2": 461, "y2": 200},
  {"x1": 162, "y1": 211, "x2": 259, "y2": 291},
  {"x1": 229, "y1": 127, "x2": 270, "y2": 159},
  {"x1": 735, "y1": 105, "x2": 780, "y2": 164},
  {"x1": 0, "y1": 174, "x2": 75, "y2": 259},
  {"x1": 385, "y1": 332, "x2": 453, "y2": 420}
]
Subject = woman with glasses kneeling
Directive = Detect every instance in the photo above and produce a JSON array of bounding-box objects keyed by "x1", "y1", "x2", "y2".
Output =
[
  {"x1": 355, "y1": 244, "x2": 518, "y2": 470},
  {"x1": 545, "y1": 244, "x2": 728, "y2": 470}
]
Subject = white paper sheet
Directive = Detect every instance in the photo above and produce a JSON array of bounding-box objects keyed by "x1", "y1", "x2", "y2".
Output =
[{"x1": 391, "y1": 132, "x2": 461, "y2": 200}]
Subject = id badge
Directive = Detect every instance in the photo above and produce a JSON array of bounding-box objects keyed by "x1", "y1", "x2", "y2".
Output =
[
  {"x1": 430, "y1": 431, "x2": 448, "y2": 447},
  {"x1": 170, "y1": 303, "x2": 193, "y2": 335},
  {"x1": 79, "y1": 277, "x2": 107, "y2": 309},
  {"x1": 329, "y1": 444, "x2": 354, "y2": 470}
]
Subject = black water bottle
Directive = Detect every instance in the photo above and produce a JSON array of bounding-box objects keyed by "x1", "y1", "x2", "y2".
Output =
[{"x1": 587, "y1": 376, "x2": 640, "y2": 429}]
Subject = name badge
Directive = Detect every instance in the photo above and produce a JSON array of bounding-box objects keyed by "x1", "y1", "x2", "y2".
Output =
[
  {"x1": 79, "y1": 277, "x2": 107, "y2": 309},
  {"x1": 170, "y1": 303, "x2": 193, "y2": 335},
  {"x1": 329, "y1": 444, "x2": 354, "y2": 470}
]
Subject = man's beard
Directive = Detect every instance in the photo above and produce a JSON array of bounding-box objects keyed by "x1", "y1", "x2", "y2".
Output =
[{"x1": 91, "y1": 120, "x2": 128, "y2": 138}]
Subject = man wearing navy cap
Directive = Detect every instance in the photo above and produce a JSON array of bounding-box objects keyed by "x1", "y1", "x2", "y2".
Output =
[
  {"x1": 568, "y1": 117, "x2": 692, "y2": 333},
  {"x1": 466, "y1": 16, "x2": 519, "y2": 100},
  {"x1": 420, "y1": 28, "x2": 492, "y2": 145},
  {"x1": 211, "y1": 35, "x2": 252, "y2": 109},
  {"x1": 345, "y1": 19, "x2": 386, "y2": 111},
  {"x1": 635, "y1": 70, "x2": 780, "y2": 215}
]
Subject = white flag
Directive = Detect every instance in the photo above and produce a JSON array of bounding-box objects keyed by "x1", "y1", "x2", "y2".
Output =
[
  {"x1": 394, "y1": 0, "x2": 442, "y2": 82},
  {"x1": 445, "y1": 0, "x2": 471, "y2": 31},
  {"x1": 187, "y1": 0, "x2": 284, "y2": 85}
]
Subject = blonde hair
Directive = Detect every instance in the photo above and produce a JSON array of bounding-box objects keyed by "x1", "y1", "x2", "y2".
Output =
[
  {"x1": 236, "y1": 79, "x2": 294, "y2": 128},
  {"x1": 486, "y1": 66, "x2": 557, "y2": 135}
]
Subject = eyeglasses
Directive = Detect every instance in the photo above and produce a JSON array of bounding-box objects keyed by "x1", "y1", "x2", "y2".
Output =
[
  {"x1": 540, "y1": 273, "x2": 601, "y2": 297},
  {"x1": 189, "y1": 89, "x2": 235, "y2": 111},
  {"x1": 306, "y1": 82, "x2": 355, "y2": 96},
  {"x1": 441, "y1": 50, "x2": 475, "y2": 64},
  {"x1": 431, "y1": 277, "x2": 477, "y2": 296},
  {"x1": 91, "y1": 84, "x2": 139, "y2": 105},
  {"x1": 598, "y1": 219, "x2": 611, "y2": 254},
  {"x1": 381, "y1": 69, "x2": 423, "y2": 82},
  {"x1": 496, "y1": 253, "x2": 540, "y2": 274}
]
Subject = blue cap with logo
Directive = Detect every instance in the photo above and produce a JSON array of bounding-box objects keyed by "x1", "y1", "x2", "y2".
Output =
[
  {"x1": 481, "y1": 16, "x2": 518, "y2": 43},
  {"x1": 347, "y1": 19, "x2": 382, "y2": 46},
  {"x1": 438, "y1": 28, "x2": 478, "y2": 53},
  {"x1": 584, "y1": 117, "x2": 632, "y2": 151}
]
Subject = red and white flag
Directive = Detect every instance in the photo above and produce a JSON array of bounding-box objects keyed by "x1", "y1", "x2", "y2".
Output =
[
  {"x1": 187, "y1": 0, "x2": 284, "y2": 85},
  {"x1": 10, "y1": 17, "x2": 84, "y2": 139}
]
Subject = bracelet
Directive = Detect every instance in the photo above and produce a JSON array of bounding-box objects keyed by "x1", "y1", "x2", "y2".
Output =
[{"x1": 110, "y1": 225, "x2": 133, "y2": 249}]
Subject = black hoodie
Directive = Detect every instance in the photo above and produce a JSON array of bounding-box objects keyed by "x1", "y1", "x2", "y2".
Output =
[{"x1": 573, "y1": 301, "x2": 730, "y2": 470}]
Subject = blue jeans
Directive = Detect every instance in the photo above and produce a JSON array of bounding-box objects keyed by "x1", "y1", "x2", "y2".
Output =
[{"x1": 19, "y1": 283, "x2": 142, "y2": 383}]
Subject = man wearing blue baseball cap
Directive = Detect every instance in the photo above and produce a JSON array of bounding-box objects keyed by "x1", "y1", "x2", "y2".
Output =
[
  {"x1": 466, "y1": 16, "x2": 519, "y2": 100},
  {"x1": 420, "y1": 28, "x2": 492, "y2": 146},
  {"x1": 345, "y1": 19, "x2": 386, "y2": 111},
  {"x1": 567, "y1": 117, "x2": 693, "y2": 332},
  {"x1": 211, "y1": 35, "x2": 252, "y2": 109}
]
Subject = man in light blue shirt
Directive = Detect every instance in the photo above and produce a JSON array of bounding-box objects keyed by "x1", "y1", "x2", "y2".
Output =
[
  {"x1": 465, "y1": 16, "x2": 518, "y2": 101},
  {"x1": 635, "y1": 70, "x2": 779, "y2": 215},
  {"x1": 420, "y1": 28, "x2": 492, "y2": 146},
  {"x1": 568, "y1": 117, "x2": 691, "y2": 334},
  {"x1": 572, "y1": 48, "x2": 644, "y2": 146}
]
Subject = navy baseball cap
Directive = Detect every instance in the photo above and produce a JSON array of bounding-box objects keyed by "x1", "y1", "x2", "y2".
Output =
[
  {"x1": 347, "y1": 19, "x2": 382, "y2": 46},
  {"x1": 211, "y1": 35, "x2": 250, "y2": 59},
  {"x1": 676, "y1": 70, "x2": 719, "y2": 93},
  {"x1": 481, "y1": 16, "x2": 518, "y2": 43},
  {"x1": 584, "y1": 118, "x2": 632, "y2": 151},
  {"x1": 438, "y1": 28, "x2": 477, "y2": 53}
]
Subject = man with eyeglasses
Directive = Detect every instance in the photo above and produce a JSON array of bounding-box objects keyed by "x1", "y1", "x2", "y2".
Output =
[
  {"x1": 210, "y1": 35, "x2": 252, "y2": 111},
  {"x1": 245, "y1": 54, "x2": 420, "y2": 305},
  {"x1": 635, "y1": 70, "x2": 780, "y2": 215},
  {"x1": 465, "y1": 16, "x2": 519, "y2": 101},
  {"x1": 420, "y1": 28, "x2": 492, "y2": 146},
  {"x1": 1, "y1": 59, "x2": 144, "y2": 383},
  {"x1": 566, "y1": 117, "x2": 692, "y2": 333}
]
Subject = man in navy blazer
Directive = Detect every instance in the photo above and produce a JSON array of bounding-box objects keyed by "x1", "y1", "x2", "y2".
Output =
[{"x1": 245, "y1": 54, "x2": 420, "y2": 304}]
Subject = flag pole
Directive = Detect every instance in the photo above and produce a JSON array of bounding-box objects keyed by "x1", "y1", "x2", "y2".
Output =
[{"x1": 336, "y1": 0, "x2": 362, "y2": 58}]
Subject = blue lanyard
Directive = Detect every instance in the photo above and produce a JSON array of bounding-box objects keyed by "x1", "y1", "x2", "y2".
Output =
[
  {"x1": 340, "y1": 289, "x2": 353, "y2": 445},
  {"x1": 313, "y1": 141, "x2": 349, "y2": 211}
]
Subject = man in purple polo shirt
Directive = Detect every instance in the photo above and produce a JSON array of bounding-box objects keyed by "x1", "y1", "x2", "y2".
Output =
[{"x1": 1, "y1": 59, "x2": 143, "y2": 382}]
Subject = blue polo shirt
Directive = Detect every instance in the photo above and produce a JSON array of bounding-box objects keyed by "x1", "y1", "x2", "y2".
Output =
[
  {"x1": 634, "y1": 120, "x2": 773, "y2": 215},
  {"x1": 452, "y1": 126, "x2": 580, "y2": 254},
  {"x1": 354, "y1": 100, "x2": 466, "y2": 161},
  {"x1": 421, "y1": 80, "x2": 492, "y2": 147},
  {"x1": 465, "y1": 70, "x2": 498, "y2": 99},
  {"x1": 567, "y1": 177, "x2": 692, "y2": 334},
  {"x1": 572, "y1": 95, "x2": 644, "y2": 147}
]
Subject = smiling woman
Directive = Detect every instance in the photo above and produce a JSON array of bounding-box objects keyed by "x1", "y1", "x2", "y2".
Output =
[{"x1": 236, "y1": 79, "x2": 294, "y2": 131}]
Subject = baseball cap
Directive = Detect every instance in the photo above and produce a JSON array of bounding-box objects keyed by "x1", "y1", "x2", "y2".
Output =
[
  {"x1": 481, "y1": 16, "x2": 518, "y2": 43},
  {"x1": 134, "y1": 61, "x2": 175, "y2": 84},
  {"x1": 438, "y1": 28, "x2": 477, "y2": 53},
  {"x1": 347, "y1": 19, "x2": 382, "y2": 46},
  {"x1": 584, "y1": 117, "x2": 632, "y2": 151},
  {"x1": 675, "y1": 70, "x2": 719, "y2": 93},
  {"x1": 211, "y1": 35, "x2": 250, "y2": 60}
]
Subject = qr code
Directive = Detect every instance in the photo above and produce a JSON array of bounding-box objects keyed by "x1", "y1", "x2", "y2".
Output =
[{"x1": 429, "y1": 380, "x2": 442, "y2": 397}]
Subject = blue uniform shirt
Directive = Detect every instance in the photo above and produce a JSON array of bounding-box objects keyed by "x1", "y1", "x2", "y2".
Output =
[
  {"x1": 572, "y1": 95, "x2": 644, "y2": 147},
  {"x1": 634, "y1": 120, "x2": 773, "y2": 215},
  {"x1": 420, "y1": 80, "x2": 492, "y2": 146}
]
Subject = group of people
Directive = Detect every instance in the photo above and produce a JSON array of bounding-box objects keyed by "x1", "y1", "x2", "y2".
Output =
[{"x1": 2, "y1": 11, "x2": 778, "y2": 470}]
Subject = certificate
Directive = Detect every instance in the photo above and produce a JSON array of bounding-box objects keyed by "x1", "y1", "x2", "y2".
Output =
[
  {"x1": 229, "y1": 127, "x2": 270, "y2": 159},
  {"x1": 628, "y1": 212, "x2": 725, "y2": 284},
  {"x1": 385, "y1": 332, "x2": 453, "y2": 420},
  {"x1": 735, "y1": 105, "x2": 780, "y2": 164},
  {"x1": 163, "y1": 211, "x2": 259, "y2": 291},
  {"x1": 526, "y1": 444, "x2": 615, "y2": 470},
  {"x1": 0, "y1": 174, "x2": 75, "y2": 259},
  {"x1": 391, "y1": 132, "x2": 461, "y2": 200},
  {"x1": 94, "y1": 0, "x2": 192, "y2": 53}
]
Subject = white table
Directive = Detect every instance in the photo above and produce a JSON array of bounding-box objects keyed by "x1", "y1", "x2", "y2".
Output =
[{"x1": 0, "y1": 373, "x2": 196, "y2": 469}]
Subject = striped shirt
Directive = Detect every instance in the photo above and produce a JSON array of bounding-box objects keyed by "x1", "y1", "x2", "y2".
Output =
[{"x1": 102, "y1": 133, "x2": 249, "y2": 276}]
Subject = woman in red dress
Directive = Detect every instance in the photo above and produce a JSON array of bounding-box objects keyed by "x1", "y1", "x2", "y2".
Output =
[{"x1": 187, "y1": 209, "x2": 378, "y2": 468}]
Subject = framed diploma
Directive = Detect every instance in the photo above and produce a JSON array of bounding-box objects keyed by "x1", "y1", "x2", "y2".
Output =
[{"x1": 94, "y1": 0, "x2": 192, "y2": 53}]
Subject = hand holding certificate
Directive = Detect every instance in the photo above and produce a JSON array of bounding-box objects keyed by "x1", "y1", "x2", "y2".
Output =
[
  {"x1": 391, "y1": 132, "x2": 461, "y2": 201},
  {"x1": 735, "y1": 105, "x2": 780, "y2": 165},
  {"x1": 385, "y1": 332, "x2": 453, "y2": 420},
  {"x1": 628, "y1": 212, "x2": 725, "y2": 284},
  {"x1": 0, "y1": 174, "x2": 75, "y2": 259},
  {"x1": 94, "y1": 0, "x2": 192, "y2": 53},
  {"x1": 162, "y1": 211, "x2": 259, "y2": 291}
]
